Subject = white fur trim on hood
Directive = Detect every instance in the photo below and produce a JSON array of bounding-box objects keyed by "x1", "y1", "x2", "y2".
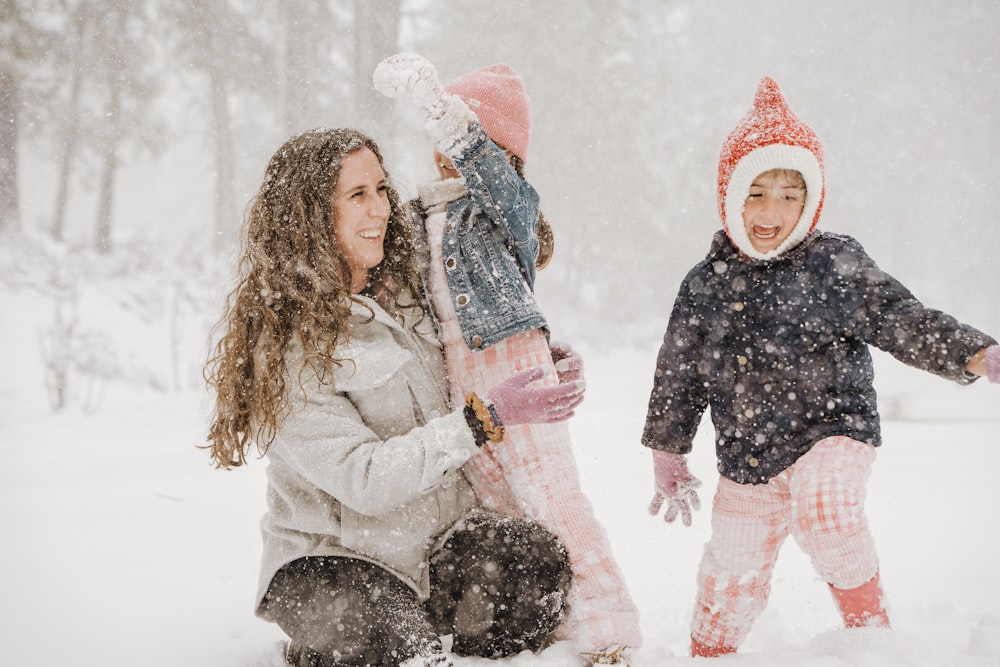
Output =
[{"x1": 724, "y1": 143, "x2": 824, "y2": 261}]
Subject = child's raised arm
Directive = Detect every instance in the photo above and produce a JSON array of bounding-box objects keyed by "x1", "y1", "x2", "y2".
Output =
[{"x1": 374, "y1": 53, "x2": 541, "y2": 280}]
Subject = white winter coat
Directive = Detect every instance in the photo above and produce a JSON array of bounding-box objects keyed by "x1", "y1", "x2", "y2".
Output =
[{"x1": 255, "y1": 294, "x2": 482, "y2": 616}]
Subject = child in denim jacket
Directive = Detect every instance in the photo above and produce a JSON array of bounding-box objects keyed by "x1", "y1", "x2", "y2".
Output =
[{"x1": 375, "y1": 54, "x2": 641, "y2": 665}]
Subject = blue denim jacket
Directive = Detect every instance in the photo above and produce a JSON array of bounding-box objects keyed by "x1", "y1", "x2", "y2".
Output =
[{"x1": 431, "y1": 123, "x2": 548, "y2": 351}]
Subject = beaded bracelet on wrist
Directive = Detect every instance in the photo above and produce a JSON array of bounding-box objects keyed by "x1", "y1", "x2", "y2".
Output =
[
  {"x1": 463, "y1": 404, "x2": 489, "y2": 448},
  {"x1": 464, "y1": 392, "x2": 505, "y2": 445}
]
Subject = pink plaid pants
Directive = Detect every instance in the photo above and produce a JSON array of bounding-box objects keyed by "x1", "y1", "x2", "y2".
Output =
[
  {"x1": 440, "y1": 328, "x2": 642, "y2": 652},
  {"x1": 424, "y1": 209, "x2": 640, "y2": 651},
  {"x1": 691, "y1": 436, "x2": 880, "y2": 650}
]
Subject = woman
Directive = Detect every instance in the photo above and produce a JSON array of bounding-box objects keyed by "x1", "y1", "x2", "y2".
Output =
[{"x1": 204, "y1": 128, "x2": 583, "y2": 667}]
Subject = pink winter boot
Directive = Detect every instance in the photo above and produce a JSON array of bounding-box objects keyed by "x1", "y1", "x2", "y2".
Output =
[{"x1": 828, "y1": 571, "x2": 891, "y2": 628}]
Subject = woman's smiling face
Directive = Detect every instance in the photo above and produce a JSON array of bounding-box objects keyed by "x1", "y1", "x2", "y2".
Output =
[{"x1": 332, "y1": 148, "x2": 391, "y2": 293}]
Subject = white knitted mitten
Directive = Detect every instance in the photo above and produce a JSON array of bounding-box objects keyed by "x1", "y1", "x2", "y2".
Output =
[{"x1": 373, "y1": 52, "x2": 477, "y2": 155}]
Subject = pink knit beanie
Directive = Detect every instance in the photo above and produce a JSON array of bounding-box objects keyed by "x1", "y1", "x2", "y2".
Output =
[
  {"x1": 445, "y1": 64, "x2": 531, "y2": 163},
  {"x1": 718, "y1": 76, "x2": 825, "y2": 259}
]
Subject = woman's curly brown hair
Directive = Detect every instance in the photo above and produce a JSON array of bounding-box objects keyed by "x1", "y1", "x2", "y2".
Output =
[{"x1": 204, "y1": 128, "x2": 422, "y2": 468}]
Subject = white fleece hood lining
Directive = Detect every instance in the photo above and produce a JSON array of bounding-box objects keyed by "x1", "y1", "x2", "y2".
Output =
[{"x1": 725, "y1": 143, "x2": 823, "y2": 261}]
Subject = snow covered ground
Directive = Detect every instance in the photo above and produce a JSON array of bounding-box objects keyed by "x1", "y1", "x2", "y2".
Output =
[{"x1": 2, "y1": 289, "x2": 999, "y2": 666}]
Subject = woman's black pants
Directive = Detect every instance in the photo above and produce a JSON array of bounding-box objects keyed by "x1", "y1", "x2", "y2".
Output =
[{"x1": 263, "y1": 511, "x2": 572, "y2": 666}]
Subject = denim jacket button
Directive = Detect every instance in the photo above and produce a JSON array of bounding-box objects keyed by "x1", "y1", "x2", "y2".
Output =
[
  {"x1": 445, "y1": 256, "x2": 457, "y2": 270},
  {"x1": 471, "y1": 335, "x2": 483, "y2": 348},
  {"x1": 456, "y1": 294, "x2": 469, "y2": 307}
]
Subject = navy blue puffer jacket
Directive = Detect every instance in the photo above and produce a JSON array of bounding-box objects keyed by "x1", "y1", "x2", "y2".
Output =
[{"x1": 641, "y1": 230, "x2": 996, "y2": 484}]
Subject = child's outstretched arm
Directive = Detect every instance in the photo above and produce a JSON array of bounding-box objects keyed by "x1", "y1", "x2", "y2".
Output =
[{"x1": 829, "y1": 237, "x2": 997, "y2": 384}]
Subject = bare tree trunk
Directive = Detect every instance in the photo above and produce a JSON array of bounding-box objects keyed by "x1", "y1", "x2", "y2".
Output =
[
  {"x1": 95, "y1": 82, "x2": 120, "y2": 253},
  {"x1": 52, "y1": 11, "x2": 87, "y2": 242},
  {"x1": 209, "y1": 70, "x2": 235, "y2": 249},
  {"x1": 353, "y1": 0, "x2": 400, "y2": 139},
  {"x1": 53, "y1": 64, "x2": 82, "y2": 242},
  {"x1": 281, "y1": 0, "x2": 311, "y2": 136},
  {"x1": 0, "y1": 59, "x2": 20, "y2": 234}
]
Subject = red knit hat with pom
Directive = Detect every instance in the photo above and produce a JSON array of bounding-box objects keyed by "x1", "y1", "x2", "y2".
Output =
[
  {"x1": 718, "y1": 76, "x2": 825, "y2": 259},
  {"x1": 445, "y1": 64, "x2": 531, "y2": 163}
]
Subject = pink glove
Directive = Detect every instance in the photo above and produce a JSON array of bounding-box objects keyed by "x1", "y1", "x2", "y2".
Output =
[
  {"x1": 487, "y1": 367, "x2": 584, "y2": 426},
  {"x1": 550, "y1": 340, "x2": 584, "y2": 386},
  {"x1": 648, "y1": 450, "x2": 702, "y2": 527},
  {"x1": 373, "y1": 53, "x2": 450, "y2": 120},
  {"x1": 986, "y1": 345, "x2": 1000, "y2": 384}
]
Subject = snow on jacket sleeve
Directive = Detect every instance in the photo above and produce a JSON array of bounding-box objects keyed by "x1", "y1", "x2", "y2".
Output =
[
  {"x1": 641, "y1": 270, "x2": 710, "y2": 454},
  {"x1": 446, "y1": 122, "x2": 541, "y2": 285},
  {"x1": 270, "y1": 324, "x2": 481, "y2": 518},
  {"x1": 274, "y1": 395, "x2": 478, "y2": 517},
  {"x1": 826, "y1": 235, "x2": 997, "y2": 383}
]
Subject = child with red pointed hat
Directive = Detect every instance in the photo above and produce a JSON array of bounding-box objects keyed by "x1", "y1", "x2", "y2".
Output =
[
  {"x1": 640, "y1": 76, "x2": 1000, "y2": 657},
  {"x1": 374, "y1": 54, "x2": 641, "y2": 665}
]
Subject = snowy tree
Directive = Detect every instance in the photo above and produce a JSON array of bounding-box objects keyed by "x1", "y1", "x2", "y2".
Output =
[
  {"x1": 89, "y1": 0, "x2": 162, "y2": 253},
  {"x1": 0, "y1": 0, "x2": 55, "y2": 235},
  {"x1": 20, "y1": 0, "x2": 165, "y2": 252},
  {"x1": 162, "y1": 0, "x2": 276, "y2": 249},
  {"x1": 351, "y1": 0, "x2": 401, "y2": 141},
  {"x1": 49, "y1": 3, "x2": 87, "y2": 243}
]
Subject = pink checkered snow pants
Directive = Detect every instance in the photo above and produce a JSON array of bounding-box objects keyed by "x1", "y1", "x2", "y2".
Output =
[
  {"x1": 443, "y1": 329, "x2": 642, "y2": 652},
  {"x1": 691, "y1": 436, "x2": 880, "y2": 650}
]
